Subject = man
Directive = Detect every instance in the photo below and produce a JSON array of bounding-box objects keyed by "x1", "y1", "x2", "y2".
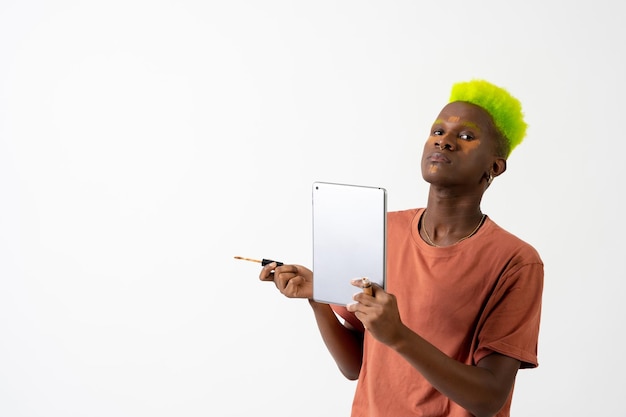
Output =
[{"x1": 259, "y1": 79, "x2": 543, "y2": 417}]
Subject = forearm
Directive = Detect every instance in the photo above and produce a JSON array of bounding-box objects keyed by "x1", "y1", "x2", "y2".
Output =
[
  {"x1": 308, "y1": 300, "x2": 364, "y2": 380},
  {"x1": 390, "y1": 325, "x2": 518, "y2": 417}
]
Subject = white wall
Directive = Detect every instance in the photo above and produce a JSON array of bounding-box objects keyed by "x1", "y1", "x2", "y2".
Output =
[{"x1": 1, "y1": 1, "x2": 623, "y2": 416}]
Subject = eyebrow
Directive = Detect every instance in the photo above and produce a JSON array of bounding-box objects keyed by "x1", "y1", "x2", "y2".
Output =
[{"x1": 433, "y1": 118, "x2": 481, "y2": 130}]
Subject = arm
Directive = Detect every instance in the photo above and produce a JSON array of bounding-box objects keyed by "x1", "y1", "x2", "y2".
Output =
[
  {"x1": 308, "y1": 300, "x2": 364, "y2": 380},
  {"x1": 391, "y1": 325, "x2": 519, "y2": 417},
  {"x1": 348, "y1": 282, "x2": 520, "y2": 417},
  {"x1": 259, "y1": 263, "x2": 364, "y2": 380}
]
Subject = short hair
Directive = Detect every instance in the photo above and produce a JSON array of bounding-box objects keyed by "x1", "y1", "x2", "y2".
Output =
[{"x1": 449, "y1": 79, "x2": 527, "y2": 158}]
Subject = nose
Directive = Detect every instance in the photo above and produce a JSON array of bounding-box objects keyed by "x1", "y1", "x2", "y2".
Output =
[{"x1": 435, "y1": 134, "x2": 454, "y2": 151}]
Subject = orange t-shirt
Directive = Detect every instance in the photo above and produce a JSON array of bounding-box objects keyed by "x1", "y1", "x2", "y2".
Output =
[{"x1": 334, "y1": 208, "x2": 544, "y2": 417}]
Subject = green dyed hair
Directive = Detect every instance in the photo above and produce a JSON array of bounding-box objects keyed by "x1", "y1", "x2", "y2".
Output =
[{"x1": 449, "y1": 79, "x2": 527, "y2": 158}]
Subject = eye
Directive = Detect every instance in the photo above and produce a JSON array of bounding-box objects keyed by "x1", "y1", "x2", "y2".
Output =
[
  {"x1": 459, "y1": 132, "x2": 474, "y2": 141},
  {"x1": 432, "y1": 129, "x2": 443, "y2": 136}
]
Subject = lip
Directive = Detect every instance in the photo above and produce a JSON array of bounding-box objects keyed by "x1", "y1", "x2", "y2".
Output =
[{"x1": 427, "y1": 152, "x2": 451, "y2": 163}]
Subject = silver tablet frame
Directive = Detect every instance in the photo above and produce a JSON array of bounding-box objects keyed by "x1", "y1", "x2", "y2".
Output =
[{"x1": 312, "y1": 181, "x2": 387, "y2": 306}]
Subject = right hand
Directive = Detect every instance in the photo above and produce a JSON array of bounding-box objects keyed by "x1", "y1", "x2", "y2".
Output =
[{"x1": 259, "y1": 263, "x2": 313, "y2": 299}]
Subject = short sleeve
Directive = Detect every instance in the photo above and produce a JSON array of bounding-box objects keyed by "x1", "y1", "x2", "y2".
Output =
[
  {"x1": 474, "y1": 262, "x2": 544, "y2": 369},
  {"x1": 331, "y1": 304, "x2": 365, "y2": 332}
]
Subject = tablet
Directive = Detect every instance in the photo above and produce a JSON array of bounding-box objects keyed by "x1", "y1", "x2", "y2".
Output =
[{"x1": 312, "y1": 181, "x2": 387, "y2": 306}]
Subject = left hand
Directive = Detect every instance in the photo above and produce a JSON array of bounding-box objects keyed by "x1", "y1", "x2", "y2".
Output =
[{"x1": 346, "y1": 279, "x2": 405, "y2": 346}]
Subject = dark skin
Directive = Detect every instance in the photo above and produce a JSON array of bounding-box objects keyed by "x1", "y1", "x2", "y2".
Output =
[{"x1": 259, "y1": 101, "x2": 519, "y2": 417}]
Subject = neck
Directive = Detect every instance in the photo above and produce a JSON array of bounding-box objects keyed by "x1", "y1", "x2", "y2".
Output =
[{"x1": 420, "y1": 205, "x2": 485, "y2": 247}]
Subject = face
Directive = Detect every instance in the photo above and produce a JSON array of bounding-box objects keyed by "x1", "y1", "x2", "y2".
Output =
[{"x1": 421, "y1": 101, "x2": 504, "y2": 188}]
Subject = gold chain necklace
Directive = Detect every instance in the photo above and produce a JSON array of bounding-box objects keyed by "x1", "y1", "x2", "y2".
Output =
[{"x1": 420, "y1": 211, "x2": 486, "y2": 247}]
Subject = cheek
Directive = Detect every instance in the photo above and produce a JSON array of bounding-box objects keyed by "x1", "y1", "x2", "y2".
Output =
[
  {"x1": 420, "y1": 142, "x2": 440, "y2": 175},
  {"x1": 421, "y1": 139, "x2": 432, "y2": 159},
  {"x1": 459, "y1": 140, "x2": 481, "y2": 155}
]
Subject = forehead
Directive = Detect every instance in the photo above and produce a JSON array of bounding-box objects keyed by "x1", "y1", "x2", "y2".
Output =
[{"x1": 435, "y1": 101, "x2": 494, "y2": 130}]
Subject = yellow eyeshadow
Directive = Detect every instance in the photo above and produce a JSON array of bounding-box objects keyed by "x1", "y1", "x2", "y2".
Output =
[
  {"x1": 461, "y1": 121, "x2": 480, "y2": 130},
  {"x1": 434, "y1": 118, "x2": 479, "y2": 130},
  {"x1": 432, "y1": 119, "x2": 481, "y2": 133}
]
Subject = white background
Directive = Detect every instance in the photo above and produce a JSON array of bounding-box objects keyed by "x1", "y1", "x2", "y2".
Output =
[{"x1": 1, "y1": 1, "x2": 624, "y2": 416}]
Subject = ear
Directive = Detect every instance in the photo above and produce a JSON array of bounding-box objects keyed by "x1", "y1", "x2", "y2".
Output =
[{"x1": 491, "y1": 157, "x2": 507, "y2": 178}]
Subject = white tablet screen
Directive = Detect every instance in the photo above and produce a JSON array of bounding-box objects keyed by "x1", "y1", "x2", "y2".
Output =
[{"x1": 312, "y1": 181, "x2": 387, "y2": 306}]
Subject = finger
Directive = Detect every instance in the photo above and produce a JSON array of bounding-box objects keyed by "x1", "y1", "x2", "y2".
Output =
[
  {"x1": 351, "y1": 292, "x2": 371, "y2": 308},
  {"x1": 351, "y1": 278, "x2": 374, "y2": 297},
  {"x1": 274, "y1": 265, "x2": 299, "y2": 282},
  {"x1": 346, "y1": 302, "x2": 369, "y2": 330},
  {"x1": 283, "y1": 277, "x2": 304, "y2": 297},
  {"x1": 274, "y1": 266, "x2": 298, "y2": 291},
  {"x1": 275, "y1": 264, "x2": 298, "y2": 274},
  {"x1": 259, "y1": 262, "x2": 277, "y2": 281}
]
